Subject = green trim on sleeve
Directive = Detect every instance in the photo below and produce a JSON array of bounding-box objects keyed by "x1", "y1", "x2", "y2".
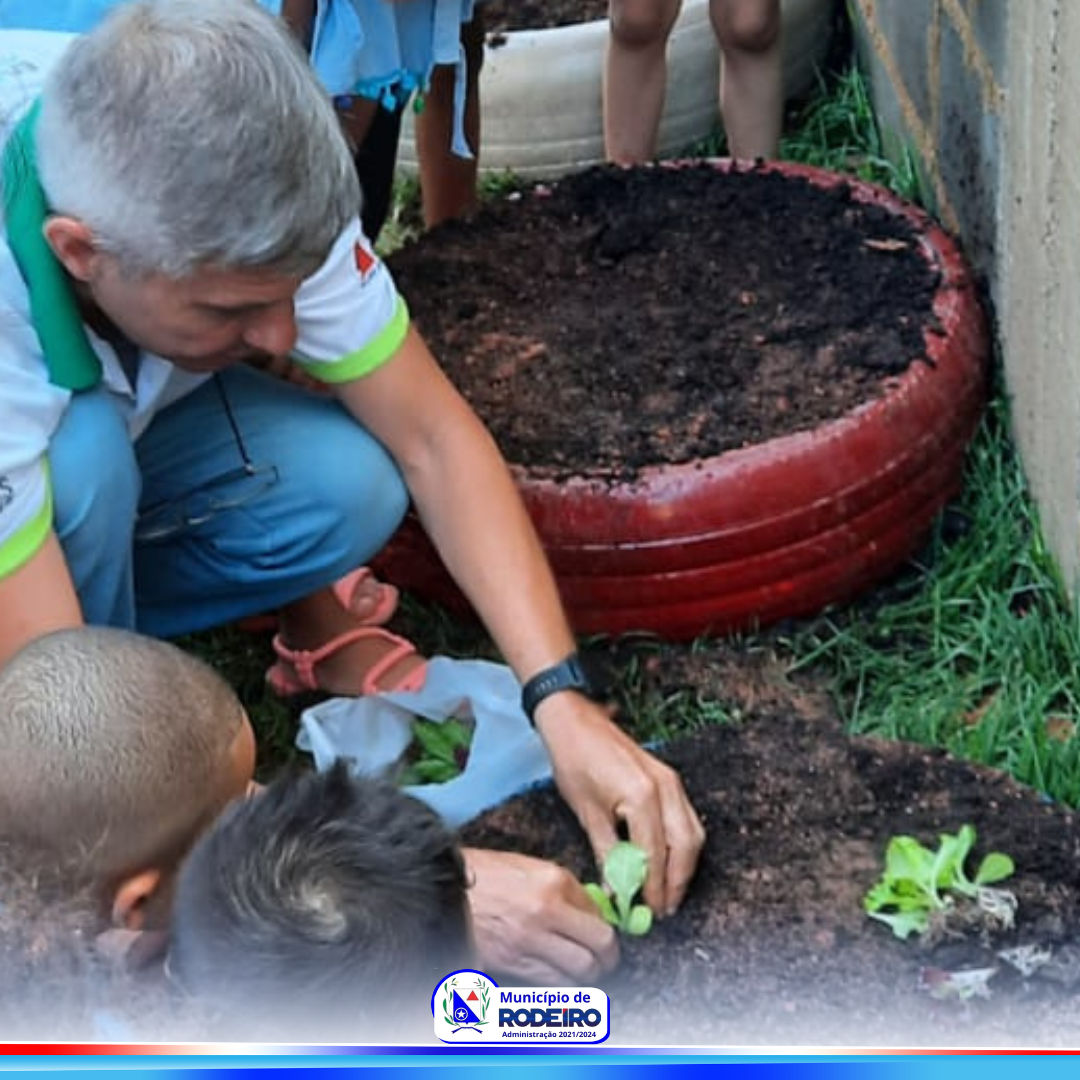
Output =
[
  {"x1": 296, "y1": 294, "x2": 410, "y2": 384},
  {"x1": 0, "y1": 481, "x2": 52, "y2": 579}
]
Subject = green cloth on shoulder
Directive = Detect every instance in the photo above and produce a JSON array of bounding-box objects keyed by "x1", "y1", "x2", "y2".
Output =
[{"x1": 1, "y1": 100, "x2": 101, "y2": 391}]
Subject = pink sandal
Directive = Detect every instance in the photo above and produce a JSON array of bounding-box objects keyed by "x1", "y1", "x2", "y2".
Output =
[
  {"x1": 238, "y1": 566, "x2": 399, "y2": 636},
  {"x1": 331, "y1": 566, "x2": 399, "y2": 624},
  {"x1": 266, "y1": 626, "x2": 427, "y2": 698}
]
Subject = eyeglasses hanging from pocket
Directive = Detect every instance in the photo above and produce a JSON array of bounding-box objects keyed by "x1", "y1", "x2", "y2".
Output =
[{"x1": 135, "y1": 374, "x2": 280, "y2": 543}]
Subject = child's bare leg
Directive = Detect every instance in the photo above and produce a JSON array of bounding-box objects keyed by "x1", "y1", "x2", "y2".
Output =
[
  {"x1": 604, "y1": 0, "x2": 683, "y2": 164},
  {"x1": 710, "y1": 0, "x2": 782, "y2": 159},
  {"x1": 415, "y1": 7, "x2": 484, "y2": 228}
]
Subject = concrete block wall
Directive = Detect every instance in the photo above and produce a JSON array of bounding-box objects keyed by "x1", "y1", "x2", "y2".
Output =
[{"x1": 851, "y1": 1, "x2": 1080, "y2": 596}]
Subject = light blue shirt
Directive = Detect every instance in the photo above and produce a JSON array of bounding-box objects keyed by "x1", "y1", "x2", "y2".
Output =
[{"x1": 0, "y1": 0, "x2": 474, "y2": 99}]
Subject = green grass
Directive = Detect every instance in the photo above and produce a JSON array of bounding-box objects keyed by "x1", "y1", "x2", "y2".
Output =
[
  {"x1": 376, "y1": 172, "x2": 424, "y2": 256},
  {"x1": 193, "y1": 56, "x2": 1080, "y2": 805},
  {"x1": 785, "y1": 394, "x2": 1080, "y2": 804},
  {"x1": 751, "y1": 63, "x2": 1080, "y2": 804},
  {"x1": 778, "y1": 65, "x2": 924, "y2": 202}
]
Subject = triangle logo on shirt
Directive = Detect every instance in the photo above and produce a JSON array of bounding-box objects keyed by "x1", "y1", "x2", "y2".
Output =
[{"x1": 353, "y1": 237, "x2": 377, "y2": 281}]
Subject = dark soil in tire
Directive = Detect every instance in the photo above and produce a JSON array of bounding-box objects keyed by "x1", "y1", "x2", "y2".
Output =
[
  {"x1": 380, "y1": 160, "x2": 985, "y2": 639},
  {"x1": 483, "y1": 0, "x2": 609, "y2": 34},
  {"x1": 388, "y1": 162, "x2": 939, "y2": 482},
  {"x1": 461, "y1": 645, "x2": 1080, "y2": 1048}
]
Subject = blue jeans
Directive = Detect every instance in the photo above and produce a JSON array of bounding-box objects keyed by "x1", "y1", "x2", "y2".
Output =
[{"x1": 48, "y1": 367, "x2": 410, "y2": 637}]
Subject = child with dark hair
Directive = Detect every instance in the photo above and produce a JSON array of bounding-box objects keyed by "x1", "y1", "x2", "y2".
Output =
[{"x1": 169, "y1": 762, "x2": 473, "y2": 1040}]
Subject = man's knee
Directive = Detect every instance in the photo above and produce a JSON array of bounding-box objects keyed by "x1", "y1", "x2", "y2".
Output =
[
  {"x1": 49, "y1": 391, "x2": 140, "y2": 546},
  {"x1": 609, "y1": 0, "x2": 682, "y2": 48},
  {"x1": 711, "y1": 0, "x2": 781, "y2": 53},
  {"x1": 302, "y1": 430, "x2": 410, "y2": 562}
]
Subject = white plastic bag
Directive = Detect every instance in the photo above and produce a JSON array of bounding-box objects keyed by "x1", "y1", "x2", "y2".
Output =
[{"x1": 296, "y1": 656, "x2": 553, "y2": 828}]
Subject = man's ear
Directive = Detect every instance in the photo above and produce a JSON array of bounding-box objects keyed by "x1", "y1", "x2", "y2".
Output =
[
  {"x1": 42, "y1": 214, "x2": 98, "y2": 282},
  {"x1": 111, "y1": 867, "x2": 163, "y2": 931}
]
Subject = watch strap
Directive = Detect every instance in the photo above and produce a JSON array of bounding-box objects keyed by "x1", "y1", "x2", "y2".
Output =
[{"x1": 521, "y1": 653, "x2": 595, "y2": 724}]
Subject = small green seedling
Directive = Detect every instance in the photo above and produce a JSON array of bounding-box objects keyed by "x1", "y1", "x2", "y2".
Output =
[
  {"x1": 863, "y1": 824, "x2": 1016, "y2": 940},
  {"x1": 584, "y1": 841, "x2": 654, "y2": 936},
  {"x1": 397, "y1": 717, "x2": 473, "y2": 786}
]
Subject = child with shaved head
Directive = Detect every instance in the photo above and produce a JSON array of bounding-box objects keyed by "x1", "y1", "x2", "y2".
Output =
[{"x1": 0, "y1": 626, "x2": 256, "y2": 934}]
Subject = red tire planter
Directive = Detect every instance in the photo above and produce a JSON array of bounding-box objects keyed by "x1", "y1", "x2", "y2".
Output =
[{"x1": 376, "y1": 160, "x2": 990, "y2": 640}]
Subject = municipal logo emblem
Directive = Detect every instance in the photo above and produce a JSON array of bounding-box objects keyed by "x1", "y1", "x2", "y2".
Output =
[
  {"x1": 440, "y1": 973, "x2": 491, "y2": 1033},
  {"x1": 432, "y1": 970, "x2": 609, "y2": 1044}
]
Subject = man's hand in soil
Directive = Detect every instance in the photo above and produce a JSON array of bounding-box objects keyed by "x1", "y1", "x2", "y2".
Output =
[
  {"x1": 535, "y1": 695, "x2": 706, "y2": 918},
  {"x1": 463, "y1": 848, "x2": 619, "y2": 984}
]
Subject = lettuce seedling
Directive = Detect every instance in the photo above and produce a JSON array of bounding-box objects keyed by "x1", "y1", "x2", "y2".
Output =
[
  {"x1": 584, "y1": 841, "x2": 654, "y2": 936},
  {"x1": 397, "y1": 717, "x2": 473, "y2": 786},
  {"x1": 864, "y1": 824, "x2": 1015, "y2": 940}
]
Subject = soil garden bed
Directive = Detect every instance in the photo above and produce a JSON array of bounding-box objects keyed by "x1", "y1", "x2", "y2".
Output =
[
  {"x1": 381, "y1": 161, "x2": 987, "y2": 637},
  {"x1": 460, "y1": 645, "x2": 1080, "y2": 1048},
  {"x1": 389, "y1": 161, "x2": 939, "y2": 481}
]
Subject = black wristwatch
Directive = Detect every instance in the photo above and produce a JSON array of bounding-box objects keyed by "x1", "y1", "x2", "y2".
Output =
[{"x1": 521, "y1": 653, "x2": 596, "y2": 724}]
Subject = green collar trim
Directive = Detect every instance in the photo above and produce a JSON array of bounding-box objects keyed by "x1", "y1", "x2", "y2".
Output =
[{"x1": 2, "y1": 100, "x2": 101, "y2": 391}]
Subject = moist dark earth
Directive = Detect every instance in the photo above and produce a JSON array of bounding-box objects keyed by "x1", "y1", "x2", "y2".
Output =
[
  {"x1": 461, "y1": 644, "x2": 1080, "y2": 1049},
  {"x1": 388, "y1": 163, "x2": 939, "y2": 482},
  {"x1": 483, "y1": 0, "x2": 609, "y2": 35}
]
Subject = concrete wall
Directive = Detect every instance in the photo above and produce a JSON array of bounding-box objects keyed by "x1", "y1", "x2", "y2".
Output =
[{"x1": 851, "y1": 1, "x2": 1080, "y2": 595}]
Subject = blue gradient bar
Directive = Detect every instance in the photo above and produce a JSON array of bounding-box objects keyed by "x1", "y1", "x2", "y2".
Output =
[{"x1": 0, "y1": 1052, "x2": 1078, "y2": 1076}]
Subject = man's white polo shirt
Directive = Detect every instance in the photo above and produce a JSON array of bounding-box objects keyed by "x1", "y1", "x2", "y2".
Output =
[{"x1": 0, "y1": 29, "x2": 409, "y2": 579}]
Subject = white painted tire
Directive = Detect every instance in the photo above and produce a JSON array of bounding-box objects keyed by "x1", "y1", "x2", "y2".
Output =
[{"x1": 399, "y1": 0, "x2": 837, "y2": 179}]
